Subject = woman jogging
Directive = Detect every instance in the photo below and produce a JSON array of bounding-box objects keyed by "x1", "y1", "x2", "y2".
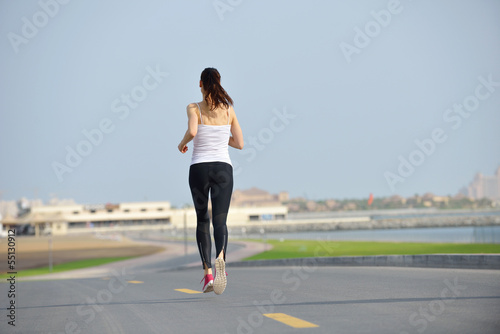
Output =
[{"x1": 178, "y1": 68, "x2": 244, "y2": 294}]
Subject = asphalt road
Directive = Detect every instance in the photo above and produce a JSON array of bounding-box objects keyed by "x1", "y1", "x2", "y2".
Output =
[{"x1": 1, "y1": 242, "x2": 499, "y2": 333}]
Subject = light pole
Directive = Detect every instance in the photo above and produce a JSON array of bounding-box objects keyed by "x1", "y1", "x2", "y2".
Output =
[
  {"x1": 48, "y1": 231, "x2": 53, "y2": 272},
  {"x1": 183, "y1": 209, "x2": 188, "y2": 259}
]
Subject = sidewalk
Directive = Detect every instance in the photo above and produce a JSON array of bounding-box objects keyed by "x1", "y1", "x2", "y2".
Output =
[{"x1": 19, "y1": 239, "x2": 272, "y2": 281}]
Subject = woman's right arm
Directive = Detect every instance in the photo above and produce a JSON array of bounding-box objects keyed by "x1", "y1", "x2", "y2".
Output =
[
  {"x1": 228, "y1": 107, "x2": 244, "y2": 150},
  {"x1": 178, "y1": 104, "x2": 199, "y2": 153}
]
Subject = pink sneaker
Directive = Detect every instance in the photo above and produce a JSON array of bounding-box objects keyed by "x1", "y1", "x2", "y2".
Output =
[{"x1": 200, "y1": 274, "x2": 214, "y2": 293}]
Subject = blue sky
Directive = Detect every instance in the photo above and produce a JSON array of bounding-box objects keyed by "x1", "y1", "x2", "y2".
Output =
[{"x1": 1, "y1": 0, "x2": 499, "y2": 206}]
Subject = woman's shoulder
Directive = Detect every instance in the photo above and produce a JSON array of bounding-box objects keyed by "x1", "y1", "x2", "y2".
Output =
[
  {"x1": 228, "y1": 104, "x2": 235, "y2": 115},
  {"x1": 185, "y1": 103, "x2": 201, "y2": 120},
  {"x1": 186, "y1": 103, "x2": 201, "y2": 116},
  {"x1": 186, "y1": 103, "x2": 200, "y2": 110}
]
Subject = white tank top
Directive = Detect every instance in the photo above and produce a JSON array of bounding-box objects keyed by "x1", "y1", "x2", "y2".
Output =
[{"x1": 190, "y1": 103, "x2": 232, "y2": 166}]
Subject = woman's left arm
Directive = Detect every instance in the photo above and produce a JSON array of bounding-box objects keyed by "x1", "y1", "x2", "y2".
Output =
[
  {"x1": 228, "y1": 107, "x2": 244, "y2": 150},
  {"x1": 178, "y1": 104, "x2": 199, "y2": 153}
]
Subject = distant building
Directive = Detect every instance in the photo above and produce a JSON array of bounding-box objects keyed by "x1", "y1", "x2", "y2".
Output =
[
  {"x1": 0, "y1": 197, "x2": 44, "y2": 218},
  {"x1": 386, "y1": 195, "x2": 407, "y2": 205},
  {"x1": 231, "y1": 187, "x2": 289, "y2": 207},
  {"x1": 466, "y1": 167, "x2": 500, "y2": 201},
  {"x1": 1, "y1": 198, "x2": 288, "y2": 236},
  {"x1": 0, "y1": 200, "x2": 17, "y2": 218},
  {"x1": 432, "y1": 196, "x2": 449, "y2": 205},
  {"x1": 325, "y1": 199, "x2": 339, "y2": 210}
]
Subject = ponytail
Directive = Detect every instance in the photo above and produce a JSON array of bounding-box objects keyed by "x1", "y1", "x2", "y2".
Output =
[{"x1": 200, "y1": 68, "x2": 233, "y2": 110}]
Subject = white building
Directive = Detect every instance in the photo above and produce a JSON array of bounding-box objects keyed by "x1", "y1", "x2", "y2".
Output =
[
  {"x1": 2, "y1": 200, "x2": 288, "y2": 236},
  {"x1": 467, "y1": 167, "x2": 500, "y2": 201}
]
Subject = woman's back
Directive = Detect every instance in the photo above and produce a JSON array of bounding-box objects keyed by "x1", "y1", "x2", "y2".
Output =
[
  {"x1": 195, "y1": 101, "x2": 231, "y2": 126},
  {"x1": 191, "y1": 102, "x2": 232, "y2": 166}
]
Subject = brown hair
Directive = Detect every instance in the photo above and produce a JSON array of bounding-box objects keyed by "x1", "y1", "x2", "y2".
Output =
[{"x1": 200, "y1": 68, "x2": 233, "y2": 110}]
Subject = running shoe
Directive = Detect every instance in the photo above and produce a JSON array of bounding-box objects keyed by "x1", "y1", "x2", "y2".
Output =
[
  {"x1": 200, "y1": 273, "x2": 214, "y2": 293},
  {"x1": 213, "y1": 258, "x2": 227, "y2": 295}
]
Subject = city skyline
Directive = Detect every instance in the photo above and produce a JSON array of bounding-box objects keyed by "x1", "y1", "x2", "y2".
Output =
[
  {"x1": 462, "y1": 166, "x2": 500, "y2": 201},
  {"x1": 2, "y1": 164, "x2": 499, "y2": 209}
]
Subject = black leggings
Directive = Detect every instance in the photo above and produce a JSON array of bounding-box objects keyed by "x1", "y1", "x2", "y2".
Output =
[{"x1": 189, "y1": 162, "x2": 233, "y2": 269}]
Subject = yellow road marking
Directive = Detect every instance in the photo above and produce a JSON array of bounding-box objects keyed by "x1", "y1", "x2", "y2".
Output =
[
  {"x1": 175, "y1": 288, "x2": 202, "y2": 294},
  {"x1": 264, "y1": 313, "x2": 319, "y2": 328},
  {"x1": 127, "y1": 280, "x2": 144, "y2": 284}
]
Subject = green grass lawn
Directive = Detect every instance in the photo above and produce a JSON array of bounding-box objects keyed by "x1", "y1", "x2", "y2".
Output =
[
  {"x1": 0, "y1": 256, "x2": 134, "y2": 279},
  {"x1": 244, "y1": 240, "x2": 500, "y2": 261}
]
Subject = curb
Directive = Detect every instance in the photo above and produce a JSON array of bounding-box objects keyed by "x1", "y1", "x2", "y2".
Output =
[{"x1": 227, "y1": 254, "x2": 500, "y2": 270}]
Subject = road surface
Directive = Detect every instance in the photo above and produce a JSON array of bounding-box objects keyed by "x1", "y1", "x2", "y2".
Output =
[{"x1": 1, "y1": 238, "x2": 499, "y2": 333}]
